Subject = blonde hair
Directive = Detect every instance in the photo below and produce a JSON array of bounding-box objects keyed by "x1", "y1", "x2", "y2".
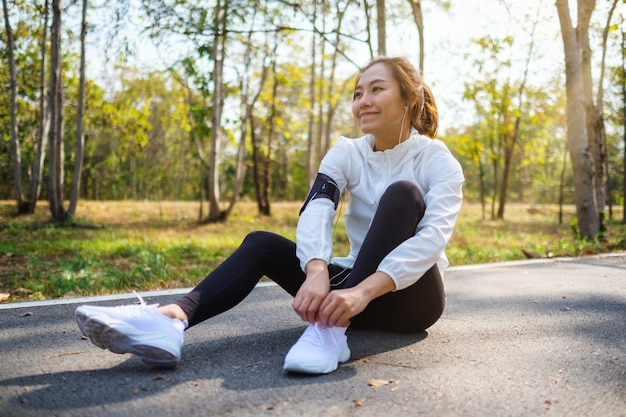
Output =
[{"x1": 355, "y1": 56, "x2": 438, "y2": 138}]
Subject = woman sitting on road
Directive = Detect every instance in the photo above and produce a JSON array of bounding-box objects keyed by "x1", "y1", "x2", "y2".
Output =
[{"x1": 75, "y1": 56, "x2": 465, "y2": 375}]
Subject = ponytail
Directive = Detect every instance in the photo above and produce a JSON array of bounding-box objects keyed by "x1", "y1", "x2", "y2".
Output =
[{"x1": 415, "y1": 83, "x2": 438, "y2": 138}]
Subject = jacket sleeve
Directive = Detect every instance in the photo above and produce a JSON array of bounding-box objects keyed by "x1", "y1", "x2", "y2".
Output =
[
  {"x1": 295, "y1": 139, "x2": 350, "y2": 271},
  {"x1": 378, "y1": 146, "x2": 465, "y2": 290}
]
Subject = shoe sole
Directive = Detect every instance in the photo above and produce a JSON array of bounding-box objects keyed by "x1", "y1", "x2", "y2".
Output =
[
  {"x1": 75, "y1": 311, "x2": 180, "y2": 369},
  {"x1": 283, "y1": 345, "x2": 351, "y2": 374}
]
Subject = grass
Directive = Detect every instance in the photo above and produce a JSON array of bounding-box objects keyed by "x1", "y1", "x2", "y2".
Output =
[{"x1": 1, "y1": 200, "x2": 625, "y2": 303}]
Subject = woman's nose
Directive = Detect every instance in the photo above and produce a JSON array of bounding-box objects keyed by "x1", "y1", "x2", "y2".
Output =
[{"x1": 358, "y1": 93, "x2": 372, "y2": 107}]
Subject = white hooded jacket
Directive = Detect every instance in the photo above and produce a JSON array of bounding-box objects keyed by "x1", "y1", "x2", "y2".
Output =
[{"x1": 296, "y1": 128, "x2": 465, "y2": 291}]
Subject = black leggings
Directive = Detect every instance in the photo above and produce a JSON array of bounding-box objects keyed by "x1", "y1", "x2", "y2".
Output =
[{"x1": 175, "y1": 181, "x2": 445, "y2": 333}]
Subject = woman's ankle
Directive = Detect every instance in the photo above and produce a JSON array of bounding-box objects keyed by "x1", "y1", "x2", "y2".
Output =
[{"x1": 158, "y1": 304, "x2": 189, "y2": 322}]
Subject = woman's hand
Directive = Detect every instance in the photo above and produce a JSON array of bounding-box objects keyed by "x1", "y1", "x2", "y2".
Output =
[
  {"x1": 317, "y1": 271, "x2": 396, "y2": 328},
  {"x1": 316, "y1": 287, "x2": 368, "y2": 328},
  {"x1": 292, "y1": 259, "x2": 330, "y2": 323}
]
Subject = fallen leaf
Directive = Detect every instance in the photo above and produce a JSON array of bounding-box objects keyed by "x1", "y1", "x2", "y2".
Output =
[
  {"x1": 191, "y1": 379, "x2": 199, "y2": 387},
  {"x1": 351, "y1": 398, "x2": 366, "y2": 408},
  {"x1": 152, "y1": 376, "x2": 171, "y2": 381},
  {"x1": 368, "y1": 378, "x2": 394, "y2": 389},
  {"x1": 390, "y1": 386, "x2": 400, "y2": 392},
  {"x1": 19, "y1": 311, "x2": 33, "y2": 317}
]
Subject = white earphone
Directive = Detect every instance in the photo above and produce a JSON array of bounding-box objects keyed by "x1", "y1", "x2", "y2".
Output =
[{"x1": 398, "y1": 103, "x2": 410, "y2": 144}]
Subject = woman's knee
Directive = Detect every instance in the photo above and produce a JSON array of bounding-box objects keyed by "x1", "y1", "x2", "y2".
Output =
[
  {"x1": 379, "y1": 181, "x2": 425, "y2": 217},
  {"x1": 241, "y1": 231, "x2": 296, "y2": 258},
  {"x1": 241, "y1": 230, "x2": 282, "y2": 249}
]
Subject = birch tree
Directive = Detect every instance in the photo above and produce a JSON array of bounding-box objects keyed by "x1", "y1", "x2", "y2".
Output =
[{"x1": 555, "y1": 0, "x2": 599, "y2": 239}]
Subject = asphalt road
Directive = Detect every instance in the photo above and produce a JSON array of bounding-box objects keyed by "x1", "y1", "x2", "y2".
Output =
[{"x1": 1, "y1": 254, "x2": 625, "y2": 417}]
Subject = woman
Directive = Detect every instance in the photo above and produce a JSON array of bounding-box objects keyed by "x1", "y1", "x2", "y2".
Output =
[{"x1": 75, "y1": 56, "x2": 464, "y2": 375}]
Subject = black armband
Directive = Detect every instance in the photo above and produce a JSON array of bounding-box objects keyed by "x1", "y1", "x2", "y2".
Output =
[{"x1": 299, "y1": 173, "x2": 340, "y2": 215}]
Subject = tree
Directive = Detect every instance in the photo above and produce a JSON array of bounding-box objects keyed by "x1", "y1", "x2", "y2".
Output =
[
  {"x1": 27, "y1": 0, "x2": 51, "y2": 213},
  {"x1": 376, "y1": 0, "x2": 386, "y2": 55},
  {"x1": 223, "y1": 8, "x2": 271, "y2": 218},
  {"x1": 406, "y1": 0, "x2": 424, "y2": 71},
  {"x1": 47, "y1": 0, "x2": 67, "y2": 222},
  {"x1": 305, "y1": 1, "x2": 318, "y2": 188},
  {"x1": 555, "y1": 0, "x2": 599, "y2": 239},
  {"x1": 623, "y1": 22, "x2": 626, "y2": 224},
  {"x1": 593, "y1": 0, "x2": 620, "y2": 223},
  {"x1": 2, "y1": 0, "x2": 25, "y2": 211},
  {"x1": 463, "y1": 36, "x2": 513, "y2": 220},
  {"x1": 68, "y1": 0, "x2": 88, "y2": 217},
  {"x1": 252, "y1": 41, "x2": 279, "y2": 216},
  {"x1": 495, "y1": 4, "x2": 542, "y2": 219}
]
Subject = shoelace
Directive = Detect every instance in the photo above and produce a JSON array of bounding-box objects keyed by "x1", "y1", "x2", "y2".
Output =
[
  {"x1": 132, "y1": 290, "x2": 146, "y2": 305},
  {"x1": 109, "y1": 291, "x2": 158, "y2": 319}
]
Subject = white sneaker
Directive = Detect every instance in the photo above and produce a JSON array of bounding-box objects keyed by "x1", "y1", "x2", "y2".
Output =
[
  {"x1": 75, "y1": 292, "x2": 187, "y2": 368},
  {"x1": 283, "y1": 323, "x2": 350, "y2": 374}
]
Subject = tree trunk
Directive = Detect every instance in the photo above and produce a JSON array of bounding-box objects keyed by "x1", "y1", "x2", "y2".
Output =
[
  {"x1": 595, "y1": 0, "x2": 619, "y2": 223},
  {"x1": 48, "y1": 0, "x2": 67, "y2": 223},
  {"x1": 578, "y1": 0, "x2": 604, "y2": 226},
  {"x1": 250, "y1": 113, "x2": 263, "y2": 212},
  {"x1": 555, "y1": 0, "x2": 599, "y2": 238},
  {"x1": 306, "y1": 3, "x2": 318, "y2": 189},
  {"x1": 407, "y1": 0, "x2": 424, "y2": 72},
  {"x1": 69, "y1": 0, "x2": 88, "y2": 218},
  {"x1": 478, "y1": 155, "x2": 486, "y2": 220},
  {"x1": 497, "y1": 126, "x2": 514, "y2": 219},
  {"x1": 490, "y1": 151, "x2": 498, "y2": 220},
  {"x1": 206, "y1": 0, "x2": 228, "y2": 221},
  {"x1": 258, "y1": 52, "x2": 280, "y2": 216},
  {"x1": 376, "y1": 0, "x2": 386, "y2": 55},
  {"x1": 28, "y1": 0, "x2": 50, "y2": 213},
  {"x1": 2, "y1": 0, "x2": 25, "y2": 212},
  {"x1": 559, "y1": 145, "x2": 568, "y2": 225},
  {"x1": 223, "y1": 15, "x2": 264, "y2": 219},
  {"x1": 622, "y1": 26, "x2": 626, "y2": 224}
]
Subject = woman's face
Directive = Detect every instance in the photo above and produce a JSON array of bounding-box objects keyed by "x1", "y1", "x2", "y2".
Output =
[{"x1": 352, "y1": 62, "x2": 406, "y2": 142}]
